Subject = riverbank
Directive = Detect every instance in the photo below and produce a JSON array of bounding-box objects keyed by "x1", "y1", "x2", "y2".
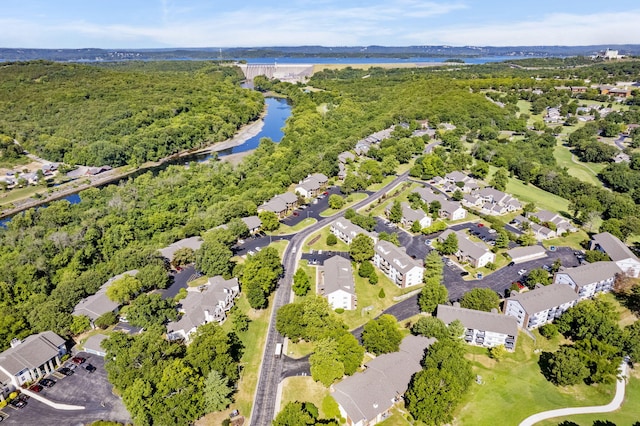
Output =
[{"x1": 0, "y1": 106, "x2": 269, "y2": 220}]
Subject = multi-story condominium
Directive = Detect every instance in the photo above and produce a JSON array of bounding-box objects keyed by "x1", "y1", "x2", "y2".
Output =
[
  {"x1": 553, "y1": 261, "x2": 622, "y2": 300},
  {"x1": 505, "y1": 284, "x2": 578, "y2": 329},
  {"x1": 295, "y1": 173, "x2": 329, "y2": 198},
  {"x1": 437, "y1": 303, "x2": 518, "y2": 350},
  {"x1": 373, "y1": 240, "x2": 424, "y2": 288},
  {"x1": 320, "y1": 255, "x2": 357, "y2": 310},
  {"x1": 258, "y1": 192, "x2": 299, "y2": 218},
  {"x1": 438, "y1": 229, "x2": 495, "y2": 268},
  {"x1": 330, "y1": 218, "x2": 377, "y2": 245},
  {"x1": 590, "y1": 232, "x2": 640, "y2": 278}
]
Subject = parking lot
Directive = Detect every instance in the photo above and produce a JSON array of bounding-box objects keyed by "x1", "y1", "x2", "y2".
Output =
[{"x1": 2, "y1": 352, "x2": 130, "y2": 425}]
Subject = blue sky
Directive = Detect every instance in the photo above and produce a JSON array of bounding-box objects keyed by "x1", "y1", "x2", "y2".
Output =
[{"x1": 1, "y1": 0, "x2": 639, "y2": 48}]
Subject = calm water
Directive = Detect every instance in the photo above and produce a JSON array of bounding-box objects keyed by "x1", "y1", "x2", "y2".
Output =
[
  {"x1": 241, "y1": 56, "x2": 527, "y2": 65},
  {"x1": 0, "y1": 98, "x2": 292, "y2": 227}
]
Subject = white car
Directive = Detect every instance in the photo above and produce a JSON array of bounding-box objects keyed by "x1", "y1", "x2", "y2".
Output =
[
  {"x1": 255, "y1": 246, "x2": 262, "y2": 252},
  {"x1": 247, "y1": 250, "x2": 255, "y2": 256},
  {"x1": 518, "y1": 269, "x2": 527, "y2": 276}
]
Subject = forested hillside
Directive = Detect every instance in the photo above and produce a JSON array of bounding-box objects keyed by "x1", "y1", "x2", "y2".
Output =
[{"x1": 0, "y1": 61, "x2": 264, "y2": 166}]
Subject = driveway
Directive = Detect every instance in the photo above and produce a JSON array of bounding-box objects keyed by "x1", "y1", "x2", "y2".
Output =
[
  {"x1": 300, "y1": 250, "x2": 349, "y2": 266},
  {"x1": 3, "y1": 352, "x2": 130, "y2": 425},
  {"x1": 519, "y1": 360, "x2": 629, "y2": 426},
  {"x1": 159, "y1": 264, "x2": 196, "y2": 299}
]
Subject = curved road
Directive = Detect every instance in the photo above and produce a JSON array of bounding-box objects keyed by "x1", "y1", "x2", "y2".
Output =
[
  {"x1": 249, "y1": 171, "x2": 410, "y2": 425},
  {"x1": 519, "y1": 361, "x2": 629, "y2": 426}
]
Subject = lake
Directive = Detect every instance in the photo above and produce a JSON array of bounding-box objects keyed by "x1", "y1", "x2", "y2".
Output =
[{"x1": 241, "y1": 56, "x2": 526, "y2": 65}]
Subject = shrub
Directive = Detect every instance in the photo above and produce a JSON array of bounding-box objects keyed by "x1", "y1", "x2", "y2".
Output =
[
  {"x1": 358, "y1": 261, "x2": 374, "y2": 278},
  {"x1": 326, "y1": 234, "x2": 338, "y2": 246},
  {"x1": 486, "y1": 262, "x2": 497, "y2": 271},
  {"x1": 95, "y1": 311, "x2": 118, "y2": 329},
  {"x1": 378, "y1": 288, "x2": 386, "y2": 298},
  {"x1": 335, "y1": 308, "x2": 345, "y2": 314},
  {"x1": 539, "y1": 323, "x2": 559, "y2": 339},
  {"x1": 369, "y1": 271, "x2": 379, "y2": 285}
]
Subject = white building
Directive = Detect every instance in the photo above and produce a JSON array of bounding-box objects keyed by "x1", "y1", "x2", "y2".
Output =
[
  {"x1": 590, "y1": 232, "x2": 640, "y2": 278},
  {"x1": 439, "y1": 229, "x2": 495, "y2": 268},
  {"x1": 320, "y1": 256, "x2": 357, "y2": 310},
  {"x1": 373, "y1": 240, "x2": 424, "y2": 288},
  {"x1": 330, "y1": 218, "x2": 377, "y2": 245},
  {"x1": 553, "y1": 261, "x2": 622, "y2": 300},
  {"x1": 295, "y1": 173, "x2": 329, "y2": 198},
  {"x1": 437, "y1": 303, "x2": 518, "y2": 350},
  {"x1": 505, "y1": 284, "x2": 578, "y2": 329}
]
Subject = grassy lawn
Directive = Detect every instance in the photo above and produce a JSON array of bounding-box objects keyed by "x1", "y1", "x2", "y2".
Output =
[
  {"x1": 536, "y1": 374, "x2": 640, "y2": 426},
  {"x1": 320, "y1": 192, "x2": 368, "y2": 217},
  {"x1": 362, "y1": 182, "x2": 419, "y2": 217},
  {"x1": 494, "y1": 172, "x2": 570, "y2": 215},
  {"x1": 279, "y1": 377, "x2": 331, "y2": 416},
  {"x1": 269, "y1": 239, "x2": 289, "y2": 258},
  {"x1": 271, "y1": 217, "x2": 317, "y2": 235},
  {"x1": 338, "y1": 269, "x2": 410, "y2": 330},
  {"x1": 303, "y1": 225, "x2": 350, "y2": 253},
  {"x1": 453, "y1": 333, "x2": 616, "y2": 426},
  {"x1": 553, "y1": 141, "x2": 606, "y2": 186},
  {"x1": 188, "y1": 276, "x2": 208, "y2": 287},
  {"x1": 197, "y1": 294, "x2": 272, "y2": 426},
  {"x1": 378, "y1": 405, "x2": 413, "y2": 425},
  {"x1": 542, "y1": 229, "x2": 590, "y2": 251},
  {"x1": 367, "y1": 175, "x2": 397, "y2": 192},
  {"x1": 0, "y1": 185, "x2": 45, "y2": 206},
  {"x1": 286, "y1": 339, "x2": 316, "y2": 358},
  {"x1": 294, "y1": 259, "x2": 317, "y2": 303}
]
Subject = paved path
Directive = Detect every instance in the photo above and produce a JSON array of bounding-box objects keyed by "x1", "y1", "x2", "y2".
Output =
[
  {"x1": 249, "y1": 171, "x2": 409, "y2": 426},
  {"x1": 518, "y1": 361, "x2": 629, "y2": 426}
]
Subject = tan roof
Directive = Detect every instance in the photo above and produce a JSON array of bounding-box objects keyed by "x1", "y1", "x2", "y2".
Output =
[
  {"x1": 437, "y1": 304, "x2": 518, "y2": 336},
  {"x1": 158, "y1": 236, "x2": 204, "y2": 261},
  {"x1": 508, "y1": 284, "x2": 577, "y2": 314}
]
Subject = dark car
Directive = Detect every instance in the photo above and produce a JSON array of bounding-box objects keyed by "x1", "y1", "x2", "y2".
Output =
[
  {"x1": 508, "y1": 261, "x2": 515, "y2": 267},
  {"x1": 84, "y1": 363, "x2": 97, "y2": 373},
  {"x1": 71, "y1": 356, "x2": 86, "y2": 365},
  {"x1": 17, "y1": 393, "x2": 29, "y2": 402},
  {"x1": 59, "y1": 367, "x2": 74, "y2": 376},
  {"x1": 460, "y1": 271, "x2": 470, "y2": 276},
  {"x1": 29, "y1": 383, "x2": 43, "y2": 393},
  {"x1": 40, "y1": 378, "x2": 56, "y2": 387},
  {"x1": 9, "y1": 398, "x2": 26, "y2": 409}
]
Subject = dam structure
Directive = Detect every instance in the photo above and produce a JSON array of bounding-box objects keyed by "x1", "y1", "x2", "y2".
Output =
[{"x1": 238, "y1": 63, "x2": 314, "y2": 83}]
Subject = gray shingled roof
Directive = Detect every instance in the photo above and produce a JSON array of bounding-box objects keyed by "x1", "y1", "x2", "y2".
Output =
[
  {"x1": 440, "y1": 199, "x2": 464, "y2": 216},
  {"x1": 322, "y1": 256, "x2": 355, "y2": 296},
  {"x1": 442, "y1": 230, "x2": 489, "y2": 260},
  {"x1": 83, "y1": 334, "x2": 109, "y2": 355},
  {"x1": 591, "y1": 232, "x2": 639, "y2": 262},
  {"x1": 278, "y1": 192, "x2": 299, "y2": 204},
  {"x1": 374, "y1": 240, "x2": 422, "y2": 274},
  {"x1": 260, "y1": 197, "x2": 287, "y2": 213},
  {"x1": 158, "y1": 236, "x2": 204, "y2": 261},
  {"x1": 332, "y1": 218, "x2": 377, "y2": 241},
  {"x1": 241, "y1": 215, "x2": 262, "y2": 231},
  {"x1": 413, "y1": 187, "x2": 447, "y2": 204},
  {"x1": 332, "y1": 335, "x2": 434, "y2": 423},
  {"x1": 557, "y1": 261, "x2": 622, "y2": 287},
  {"x1": 0, "y1": 331, "x2": 65, "y2": 376},
  {"x1": 507, "y1": 245, "x2": 546, "y2": 260},
  {"x1": 437, "y1": 304, "x2": 518, "y2": 336},
  {"x1": 509, "y1": 284, "x2": 578, "y2": 313},
  {"x1": 401, "y1": 202, "x2": 427, "y2": 224},
  {"x1": 73, "y1": 270, "x2": 138, "y2": 320}
]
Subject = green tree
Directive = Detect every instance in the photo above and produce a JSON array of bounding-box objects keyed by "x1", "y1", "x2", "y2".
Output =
[
  {"x1": 334, "y1": 331, "x2": 364, "y2": 375},
  {"x1": 460, "y1": 288, "x2": 500, "y2": 312},
  {"x1": 326, "y1": 233, "x2": 338, "y2": 246},
  {"x1": 240, "y1": 247, "x2": 283, "y2": 309},
  {"x1": 488, "y1": 345, "x2": 507, "y2": 361},
  {"x1": 106, "y1": 275, "x2": 144, "y2": 304},
  {"x1": 126, "y1": 294, "x2": 177, "y2": 329},
  {"x1": 419, "y1": 279, "x2": 448, "y2": 314},
  {"x1": 491, "y1": 168, "x2": 509, "y2": 191},
  {"x1": 232, "y1": 311, "x2": 250, "y2": 333},
  {"x1": 172, "y1": 247, "x2": 195, "y2": 268},
  {"x1": 358, "y1": 260, "x2": 374, "y2": 278},
  {"x1": 362, "y1": 314, "x2": 403, "y2": 355},
  {"x1": 495, "y1": 230, "x2": 510, "y2": 249},
  {"x1": 70, "y1": 315, "x2": 91, "y2": 335},
  {"x1": 411, "y1": 220, "x2": 422, "y2": 233},
  {"x1": 328, "y1": 194, "x2": 345, "y2": 210},
  {"x1": 293, "y1": 268, "x2": 311, "y2": 296},
  {"x1": 439, "y1": 232, "x2": 458, "y2": 255},
  {"x1": 94, "y1": 311, "x2": 117, "y2": 329},
  {"x1": 203, "y1": 370, "x2": 232, "y2": 412},
  {"x1": 137, "y1": 263, "x2": 171, "y2": 290},
  {"x1": 412, "y1": 316, "x2": 449, "y2": 340},
  {"x1": 195, "y1": 241, "x2": 233, "y2": 278},
  {"x1": 258, "y1": 210, "x2": 280, "y2": 232},
  {"x1": 310, "y1": 338, "x2": 344, "y2": 386},
  {"x1": 452, "y1": 189, "x2": 463, "y2": 201},
  {"x1": 273, "y1": 402, "x2": 317, "y2": 426},
  {"x1": 388, "y1": 200, "x2": 402, "y2": 224},
  {"x1": 470, "y1": 161, "x2": 489, "y2": 179},
  {"x1": 368, "y1": 271, "x2": 379, "y2": 285},
  {"x1": 526, "y1": 268, "x2": 551, "y2": 288},
  {"x1": 544, "y1": 346, "x2": 590, "y2": 386},
  {"x1": 349, "y1": 234, "x2": 374, "y2": 263},
  {"x1": 539, "y1": 323, "x2": 559, "y2": 339}
]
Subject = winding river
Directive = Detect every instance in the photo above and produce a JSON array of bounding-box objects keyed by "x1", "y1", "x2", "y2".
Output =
[{"x1": 0, "y1": 97, "x2": 291, "y2": 227}]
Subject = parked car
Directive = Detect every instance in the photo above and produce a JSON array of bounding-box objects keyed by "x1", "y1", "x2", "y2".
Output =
[
  {"x1": 9, "y1": 398, "x2": 26, "y2": 409},
  {"x1": 71, "y1": 356, "x2": 86, "y2": 365},
  {"x1": 518, "y1": 269, "x2": 527, "y2": 276},
  {"x1": 255, "y1": 246, "x2": 262, "y2": 252},
  {"x1": 230, "y1": 409, "x2": 240, "y2": 418},
  {"x1": 247, "y1": 250, "x2": 255, "y2": 256},
  {"x1": 508, "y1": 261, "x2": 515, "y2": 267},
  {"x1": 59, "y1": 367, "x2": 74, "y2": 376},
  {"x1": 17, "y1": 393, "x2": 29, "y2": 402},
  {"x1": 292, "y1": 211, "x2": 299, "y2": 216},
  {"x1": 477, "y1": 223, "x2": 484, "y2": 227},
  {"x1": 28, "y1": 384, "x2": 43, "y2": 393},
  {"x1": 40, "y1": 378, "x2": 56, "y2": 387},
  {"x1": 84, "y1": 363, "x2": 97, "y2": 373},
  {"x1": 460, "y1": 271, "x2": 470, "y2": 276}
]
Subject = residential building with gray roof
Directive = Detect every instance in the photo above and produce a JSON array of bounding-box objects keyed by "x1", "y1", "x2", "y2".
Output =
[
  {"x1": 373, "y1": 240, "x2": 424, "y2": 288},
  {"x1": 590, "y1": 232, "x2": 640, "y2": 278},
  {"x1": 73, "y1": 270, "x2": 138, "y2": 325},
  {"x1": 330, "y1": 218, "x2": 377, "y2": 245},
  {"x1": 505, "y1": 284, "x2": 578, "y2": 329},
  {"x1": 320, "y1": 256, "x2": 356, "y2": 310},
  {"x1": 554, "y1": 261, "x2": 622, "y2": 300}
]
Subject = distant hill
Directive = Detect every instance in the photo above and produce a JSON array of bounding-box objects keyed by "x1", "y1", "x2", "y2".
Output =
[{"x1": 1, "y1": 45, "x2": 640, "y2": 62}]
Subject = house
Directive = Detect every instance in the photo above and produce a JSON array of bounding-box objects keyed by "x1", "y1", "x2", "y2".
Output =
[
  {"x1": 437, "y1": 303, "x2": 518, "y2": 350},
  {"x1": 512, "y1": 215, "x2": 556, "y2": 241},
  {"x1": 83, "y1": 333, "x2": 109, "y2": 357},
  {"x1": 338, "y1": 163, "x2": 348, "y2": 179},
  {"x1": 472, "y1": 187, "x2": 522, "y2": 213},
  {"x1": 554, "y1": 261, "x2": 622, "y2": 300},
  {"x1": 355, "y1": 126, "x2": 395, "y2": 155},
  {"x1": 395, "y1": 202, "x2": 431, "y2": 229},
  {"x1": 440, "y1": 199, "x2": 466, "y2": 221},
  {"x1": 73, "y1": 270, "x2": 139, "y2": 326},
  {"x1": 507, "y1": 245, "x2": 547, "y2": 264},
  {"x1": 443, "y1": 172, "x2": 479, "y2": 193},
  {"x1": 589, "y1": 232, "x2": 640, "y2": 278},
  {"x1": 330, "y1": 218, "x2": 377, "y2": 245},
  {"x1": 481, "y1": 202, "x2": 507, "y2": 216},
  {"x1": 0, "y1": 331, "x2": 67, "y2": 399},
  {"x1": 332, "y1": 335, "x2": 434, "y2": 426},
  {"x1": 462, "y1": 194, "x2": 483, "y2": 208},
  {"x1": 158, "y1": 236, "x2": 204, "y2": 263},
  {"x1": 373, "y1": 240, "x2": 424, "y2": 288},
  {"x1": 439, "y1": 229, "x2": 495, "y2": 268},
  {"x1": 320, "y1": 256, "x2": 357, "y2": 310},
  {"x1": 544, "y1": 107, "x2": 563, "y2": 123},
  {"x1": 166, "y1": 276, "x2": 239, "y2": 341},
  {"x1": 338, "y1": 151, "x2": 356, "y2": 164},
  {"x1": 241, "y1": 215, "x2": 262, "y2": 234},
  {"x1": 86, "y1": 165, "x2": 113, "y2": 175},
  {"x1": 258, "y1": 192, "x2": 299, "y2": 218},
  {"x1": 505, "y1": 284, "x2": 578, "y2": 329},
  {"x1": 295, "y1": 173, "x2": 329, "y2": 198},
  {"x1": 529, "y1": 210, "x2": 576, "y2": 234}
]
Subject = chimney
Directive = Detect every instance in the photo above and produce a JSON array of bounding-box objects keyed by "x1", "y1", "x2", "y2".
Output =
[
  {"x1": 491, "y1": 308, "x2": 498, "y2": 314},
  {"x1": 10, "y1": 338, "x2": 22, "y2": 348}
]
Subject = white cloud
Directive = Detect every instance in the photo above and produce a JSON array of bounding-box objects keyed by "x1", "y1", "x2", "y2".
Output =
[{"x1": 407, "y1": 10, "x2": 640, "y2": 46}]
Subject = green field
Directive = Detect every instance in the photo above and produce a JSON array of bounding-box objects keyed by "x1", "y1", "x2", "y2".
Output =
[
  {"x1": 271, "y1": 217, "x2": 317, "y2": 235},
  {"x1": 320, "y1": 192, "x2": 368, "y2": 217},
  {"x1": 504, "y1": 176, "x2": 570, "y2": 215},
  {"x1": 553, "y1": 141, "x2": 606, "y2": 186},
  {"x1": 303, "y1": 225, "x2": 350, "y2": 253},
  {"x1": 454, "y1": 333, "x2": 616, "y2": 426}
]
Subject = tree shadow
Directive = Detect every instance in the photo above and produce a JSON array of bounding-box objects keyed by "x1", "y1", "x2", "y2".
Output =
[
  {"x1": 538, "y1": 351, "x2": 554, "y2": 383},
  {"x1": 593, "y1": 421, "x2": 617, "y2": 426}
]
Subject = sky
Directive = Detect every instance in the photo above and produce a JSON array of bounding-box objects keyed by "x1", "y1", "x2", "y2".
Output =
[{"x1": 1, "y1": 0, "x2": 639, "y2": 49}]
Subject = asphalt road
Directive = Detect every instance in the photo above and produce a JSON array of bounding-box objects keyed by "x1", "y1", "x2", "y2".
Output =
[{"x1": 249, "y1": 171, "x2": 410, "y2": 426}]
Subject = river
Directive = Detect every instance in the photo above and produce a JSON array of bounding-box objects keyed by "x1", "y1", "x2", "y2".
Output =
[{"x1": 0, "y1": 97, "x2": 291, "y2": 228}]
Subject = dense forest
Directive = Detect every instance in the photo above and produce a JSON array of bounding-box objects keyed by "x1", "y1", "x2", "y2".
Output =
[{"x1": 0, "y1": 61, "x2": 263, "y2": 167}]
